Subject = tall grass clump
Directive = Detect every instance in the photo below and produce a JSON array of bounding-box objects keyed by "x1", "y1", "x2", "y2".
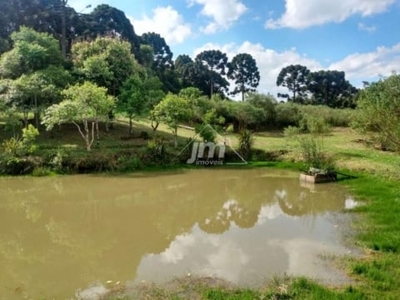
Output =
[{"x1": 284, "y1": 115, "x2": 335, "y2": 172}]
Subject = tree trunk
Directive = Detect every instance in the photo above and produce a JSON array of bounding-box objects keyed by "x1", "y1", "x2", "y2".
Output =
[
  {"x1": 96, "y1": 120, "x2": 100, "y2": 147},
  {"x1": 129, "y1": 116, "x2": 133, "y2": 135},
  {"x1": 84, "y1": 120, "x2": 91, "y2": 151},
  {"x1": 23, "y1": 112, "x2": 28, "y2": 128},
  {"x1": 174, "y1": 127, "x2": 178, "y2": 148},
  {"x1": 34, "y1": 94, "x2": 40, "y2": 130},
  {"x1": 151, "y1": 120, "x2": 159, "y2": 133}
]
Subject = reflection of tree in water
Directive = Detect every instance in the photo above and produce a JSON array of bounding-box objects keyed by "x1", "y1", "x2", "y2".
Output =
[
  {"x1": 274, "y1": 183, "x2": 346, "y2": 217},
  {"x1": 198, "y1": 199, "x2": 260, "y2": 234}
]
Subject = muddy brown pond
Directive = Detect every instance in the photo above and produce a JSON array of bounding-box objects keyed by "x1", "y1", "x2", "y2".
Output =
[{"x1": 0, "y1": 169, "x2": 357, "y2": 299}]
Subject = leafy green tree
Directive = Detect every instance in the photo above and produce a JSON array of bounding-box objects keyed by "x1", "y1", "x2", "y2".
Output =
[
  {"x1": 71, "y1": 36, "x2": 137, "y2": 97},
  {"x1": 195, "y1": 50, "x2": 228, "y2": 97},
  {"x1": 0, "y1": 26, "x2": 63, "y2": 79},
  {"x1": 277, "y1": 65, "x2": 310, "y2": 103},
  {"x1": 0, "y1": 27, "x2": 67, "y2": 128},
  {"x1": 179, "y1": 87, "x2": 202, "y2": 105},
  {"x1": 117, "y1": 74, "x2": 145, "y2": 134},
  {"x1": 117, "y1": 71, "x2": 165, "y2": 134},
  {"x1": 228, "y1": 53, "x2": 260, "y2": 101},
  {"x1": 152, "y1": 93, "x2": 192, "y2": 148},
  {"x1": 353, "y1": 74, "x2": 400, "y2": 152},
  {"x1": 143, "y1": 76, "x2": 166, "y2": 111},
  {"x1": 1, "y1": 65, "x2": 72, "y2": 129},
  {"x1": 42, "y1": 82, "x2": 115, "y2": 151},
  {"x1": 10, "y1": 73, "x2": 57, "y2": 128},
  {"x1": 178, "y1": 87, "x2": 204, "y2": 125}
]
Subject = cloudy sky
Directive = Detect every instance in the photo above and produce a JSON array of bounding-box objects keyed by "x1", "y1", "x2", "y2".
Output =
[{"x1": 69, "y1": 0, "x2": 400, "y2": 97}]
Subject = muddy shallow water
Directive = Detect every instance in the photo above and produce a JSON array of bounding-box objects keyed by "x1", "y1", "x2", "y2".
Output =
[{"x1": 0, "y1": 169, "x2": 356, "y2": 299}]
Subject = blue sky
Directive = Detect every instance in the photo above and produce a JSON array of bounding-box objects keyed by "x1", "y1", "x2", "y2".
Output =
[{"x1": 69, "y1": 0, "x2": 400, "y2": 97}]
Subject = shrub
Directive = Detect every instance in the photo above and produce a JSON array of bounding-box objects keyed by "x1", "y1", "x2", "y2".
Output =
[
  {"x1": 195, "y1": 124, "x2": 217, "y2": 143},
  {"x1": 145, "y1": 137, "x2": 168, "y2": 164},
  {"x1": 238, "y1": 129, "x2": 254, "y2": 160},
  {"x1": 0, "y1": 156, "x2": 43, "y2": 175},
  {"x1": 283, "y1": 126, "x2": 301, "y2": 138},
  {"x1": 299, "y1": 105, "x2": 353, "y2": 127},
  {"x1": 299, "y1": 114, "x2": 331, "y2": 135},
  {"x1": 60, "y1": 152, "x2": 118, "y2": 173},
  {"x1": 353, "y1": 74, "x2": 400, "y2": 152},
  {"x1": 2, "y1": 124, "x2": 39, "y2": 156},
  {"x1": 275, "y1": 102, "x2": 302, "y2": 128},
  {"x1": 117, "y1": 155, "x2": 144, "y2": 171}
]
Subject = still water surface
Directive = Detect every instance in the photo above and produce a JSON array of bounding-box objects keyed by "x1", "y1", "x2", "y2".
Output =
[{"x1": 0, "y1": 169, "x2": 355, "y2": 299}]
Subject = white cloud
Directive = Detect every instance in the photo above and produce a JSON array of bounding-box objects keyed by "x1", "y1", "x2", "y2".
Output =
[
  {"x1": 329, "y1": 44, "x2": 400, "y2": 82},
  {"x1": 193, "y1": 41, "x2": 400, "y2": 98},
  {"x1": 68, "y1": 0, "x2": 101, "y2": 12},
  {"x1": 358, "y1": 22, "x2": 376, "y2": 33},
  {"x1": 193, "y1": 42, "x2": 322, "y2": 98},
  {"x1": 266, "y1": 0, "x2": 396, "y2": 29},
  {"x1": 189, "y1": 0, "x2": 247, "y2": 34},
  {"x1": 129, "y1": 6, "x2": 192, "y2": 45}
]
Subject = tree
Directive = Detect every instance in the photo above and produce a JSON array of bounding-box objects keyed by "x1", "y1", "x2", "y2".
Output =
[
  {"x1": 140, "y1": 32, "x2": 173, "y2": 69},
  {"x1": 0, "y1": 0, "x2": 79, "y2": 55},
  {"x1": 140, "y1": 32, "x2": 179, "y2": 93},
  {"x1": 85, "y1": 4, "x2": 141, "y2": 57},
  {"x1": 179, "y1": 87, "x2": 203, "y2": 104},
  {"x1": 353, "y1": 74, "x2": 400, "y2": 152},
  {"x1": 152, "y1": 93, "x2": 192, "y2": 148},
  {"x1": 138, "y1": 44, "x2": 154, "y2": 69},
  {"x1": 175, "y1": 55, "x2": 228, "y2": 97},
  {"x1": 117, "y1": 74, "x2": 145, "y2": 134},
  {"x1": 117, "y1": 71, "x2": 165, "y2": 134},
  {"x1": 0, "y1": 27, "x2": 67, "y2": 129},
  {"x1": 228, "y1": 53, "x2": 260, "y2": 101},
  {"x1": 195, "y1": 50, "x2": 228, "y2": 97},
  {"x1": 307, "y1": 70, "x2": 357, "y2": 108},
  {"x1": 71, "y1": 36, "x2": 137, "y2": 97},
  {"x1": 0, "y1": 26, "x2": 63, "y2": 79},
  {"x1": 42, "y1": 82, "x2": 115, "y2": 151},
  {"x1": 277, "y1": 65, "x2": 310, "y2": 103}
]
